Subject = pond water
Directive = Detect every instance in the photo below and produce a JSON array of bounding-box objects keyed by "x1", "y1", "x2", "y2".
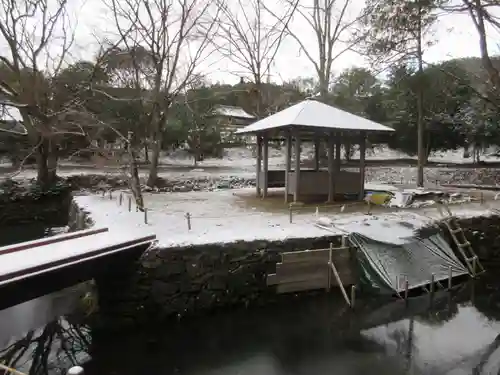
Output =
[{"x1": 2, "y1": 280, "x2": 500, "y2": 375}]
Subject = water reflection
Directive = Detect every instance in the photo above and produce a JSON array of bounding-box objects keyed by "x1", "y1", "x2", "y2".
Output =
[
  {"x1": 4, "y1": 282, "x2": 500, "y2": 375},
  {"x1": 0, "y1": 286, "x2": 91, "y2": 375}
]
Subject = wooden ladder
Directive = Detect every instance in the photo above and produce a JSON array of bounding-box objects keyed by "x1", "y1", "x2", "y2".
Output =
[{"x1": 437, "y1": 203, "x2": 485, "y2": 277}]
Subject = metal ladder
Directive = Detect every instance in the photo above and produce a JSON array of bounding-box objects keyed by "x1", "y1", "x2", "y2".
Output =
[{"x1": 437, "y1": 202, "x2": 485, "y2": 277}]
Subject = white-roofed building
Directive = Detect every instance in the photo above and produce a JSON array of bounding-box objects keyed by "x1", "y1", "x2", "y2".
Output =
[
  {"x1": 236, "y1": 99, "x2": 394, "y2": 203},
  {"x1": 211, "y1": 105, "x2": 256, "y2": 145}
]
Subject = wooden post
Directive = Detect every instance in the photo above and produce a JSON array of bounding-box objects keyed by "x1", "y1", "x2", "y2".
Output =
[
  {"x1": 288, "y1": 204, "x2": 293, "y2": 223},
  {"x1": 359, "y1": 131, "x2": 366, "y2": 200},
  {"x1": 256, "y1": 135, "x2": 262, "y2": 197},
  {"x1": 109, "y1": 190, "x2": 112, "y2": 200},
  {"x1": 327, "y1": 133, "x2": 334, "y2": 202},
  {"x1": 262, "y1": 134, "x2": 269, "y2": 198},
  {"x1": 314, "y1": 136, "x2": 320, "y2": 171},
  {"x1": 119, "y1": 193, "x2": 123, "y2": 206},
  {"x1": 448, "y1": 266, "x2": 452, "y2": 290},
  {"x1": 128, "y1": 196, "x2": 132, "y2": 212},
  {"x1": 102, "y1": 190, "x2": 105, "y2": 198},
  {"x1": 341, "y1": 235, "x2": 348, "y2": 248},
  {"x1": 329, "y1": 243, "x2": 351, "y2": 307},
  {"x1": 285, "y1": 131, "x2": 292, "y2": 203},
  {"x1": 404, "y1": 276, "x2": 409, "y2": 303},
  {"x1": 144, "y1": 208, "x2": 148, "y2": 224},
  {"x1": 293, "y1": 130, "x2": 301, "y2": 203},
  {"x1": 350, "y1": 285, "x2": 356, "y2": 308},
  {"x1": 472, "y1": 256, "x2": 477, "y2": 278},
  {"x1": 334, "y1": 132, "x2": 341, "y2": 197},
  {"x1": 185, "y1": 212, "x2": 192, "y2": 230}
]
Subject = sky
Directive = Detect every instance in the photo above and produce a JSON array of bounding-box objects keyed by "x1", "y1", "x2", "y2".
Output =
[{"x1": 3, "y1": 0, "x2": 500, "y2": 86}]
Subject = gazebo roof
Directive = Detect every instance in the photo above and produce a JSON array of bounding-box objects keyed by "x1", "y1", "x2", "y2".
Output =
[{"x1": 235, "y1": 99, "x2": 394, "y2": 135}]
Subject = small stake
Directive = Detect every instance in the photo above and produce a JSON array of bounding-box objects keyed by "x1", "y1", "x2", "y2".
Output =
[
  {"x1": 109, "y1": 190, "x2": 112, "y2": 200},
  {"x1": 289, "y1": 205, "x2": 293, "y2": 223},
  {"x1": 480, "y1": 192, "x2": 484, "y2": 204},
  {"x1": 128, "y1": 196, "x2": 132, "y2": 212},
  {"x1": 186, "y1": 212, "x2": 192, "y2": 230},
  {"x1": 472, "y1": 256, "x2": 477, "y2": 278},
  {"x1": 350, "y1": 285, "x2": 356, "y2": 308},
  {"x1": 367, "y1": 200, "x2": 372, "y2": 215},
  {"x1": 315, "y1": 206, "x2": 319, "y2": 217},
  {"x1": 119, "y1": 193, "x2": 123, "y2": 206},
  {"x1": 144, "y1": 208, "x2": 148, "y2": 224},
  {"x1": 341, "y1": 235, "x2": 347, "y2": 248},
  {"x1": 396, "y1": 275, "x2": 399, "y2": 292},
  {"x1": 448, "y1": 266, "x2": 452, "y2": 290},
  {"x1": 102, "y1": 190, "x2": 105, "y2": 197}
]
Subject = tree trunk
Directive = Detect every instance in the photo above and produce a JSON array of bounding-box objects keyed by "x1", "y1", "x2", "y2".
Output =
[
  {"x1": 36, "y1": 146, "x2": 50, "y2": 186},
  {"x1": 147, "y1": 138, "x2": 161, "y2": 187},
  {"x1": 144, "y1": 142, "x2": 149, "y2": 163},
  {"x1": 471, "y1": 0, "x2": 500, "y2": 92},
  {"x1": 35, "y1": 137, "x2": 58, "y2": 189},
  {"x1": 47, "y1": 139, "x2": 58, "y2": 183},
  {"x1": 416, "y1": 6, "x2": 425, "y2": 187},
  {"x1": 128, "y1": 132, "x2": 144, "y2": 211}
]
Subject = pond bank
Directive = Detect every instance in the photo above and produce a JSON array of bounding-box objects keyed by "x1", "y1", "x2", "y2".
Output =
[
  {"x1": 0, "y1": 180, "x2": 71, "y2": 226},
  {"x1": 69, "y1": 196, "x2": 500, "y2": 328}
]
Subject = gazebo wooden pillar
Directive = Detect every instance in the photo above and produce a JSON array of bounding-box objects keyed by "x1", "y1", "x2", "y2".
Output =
[
  {"x1": 327, "y1": 132, "x2": 335, "y2": 202},
  {"x1": 284, "y1": 131, "x2": 292, "y2": 203},
  {"x1": 359, "y1": 131, "x2": 366, "y2": 200},
  {"x1": 293, "y1": 129, "x2": 301, "y2": 203},
  {"x1": 262, "y1": 134, "x2": 269, "y2": 198},
  {"x1": 314, "y1": 136, "x2": 320, "y2": 171},
  {"x1": 256, "y1": 135, "x2": 262, "y2": 197}
]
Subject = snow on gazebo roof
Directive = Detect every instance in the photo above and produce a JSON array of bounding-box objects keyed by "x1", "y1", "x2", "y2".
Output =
[{"x1": 235, "y1": 99, "x2": 394, "y2": 135}]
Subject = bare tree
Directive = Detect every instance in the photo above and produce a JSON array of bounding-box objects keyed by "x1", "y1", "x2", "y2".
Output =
[
  {"x1": 265, "y1": 0, "x2": 366, "y2": 101},
  {"x1": 214, "y1": 0, "x2": 298, "y2": 117},
  {"x1": 104, "y1": 0, "x2": 222, "y2": 187},
  {"x1": 0, "y1": 0, "x2": 79, "y2": 187}
]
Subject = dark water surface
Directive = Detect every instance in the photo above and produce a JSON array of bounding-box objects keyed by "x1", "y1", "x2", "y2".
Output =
[{"x1": 2, "y1": 281, "x2": 500, "y2": 375}]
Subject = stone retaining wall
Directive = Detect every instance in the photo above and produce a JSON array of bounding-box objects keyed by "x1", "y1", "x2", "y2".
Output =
[
  {"x1": 0, "y1": 184, "x2": 72, "y2": 226},
  {"x1": 442, "y1": 214, "x2": 500, "y2": 267},
  {"x1": 93, "y1": 212, "x2": 500, "y2": 328},
  {"x1": 68, "y1": 199, "x2": 93, "y2": 231},
  {"x1": 95, "y1": 235, "x2": 348, "y2": 327}
]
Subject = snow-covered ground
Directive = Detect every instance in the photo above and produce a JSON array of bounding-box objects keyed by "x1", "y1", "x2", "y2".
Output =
[
  {"x1": 159, "y1": 145, "x2": 500, "y2": 169},
  {"x1": 75, "y1": 188, "x2": 500, "y2": 248}
]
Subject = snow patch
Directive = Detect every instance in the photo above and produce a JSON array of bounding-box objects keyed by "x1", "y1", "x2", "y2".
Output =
[{"x1": 74, "y1": 190, "x2": 500, "y2": 248}]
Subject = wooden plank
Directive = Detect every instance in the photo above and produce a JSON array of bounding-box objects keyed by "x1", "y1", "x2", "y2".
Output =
[
  {"x1": 276, "y1": 262, "x2": 327, "y2": 275},
  {"x1": 0, "y1": 228, "x2": 109, "y2": 256},
  {"x1": 270, "y1": 265, "x2": 353, "y2": 285},
  {"x1": 281, "y1": 247, "x2": 350, "y2": 263},
  {"x1": 277, "y1": 277, "x2": 328, "y2": 294}
]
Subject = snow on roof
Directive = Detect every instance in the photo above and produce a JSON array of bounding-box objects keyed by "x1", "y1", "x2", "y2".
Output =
[
  {"x1": 236, "y1": 99, "x2": 394, "y2": 134},
  {"x1": 214, "y1": 105, "x2": 255, "y2": 119}
]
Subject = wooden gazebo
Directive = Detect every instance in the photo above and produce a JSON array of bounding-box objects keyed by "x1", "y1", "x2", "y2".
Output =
[{"x1": 236, "y1": 100, "x2": 394, "y2": 203}]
